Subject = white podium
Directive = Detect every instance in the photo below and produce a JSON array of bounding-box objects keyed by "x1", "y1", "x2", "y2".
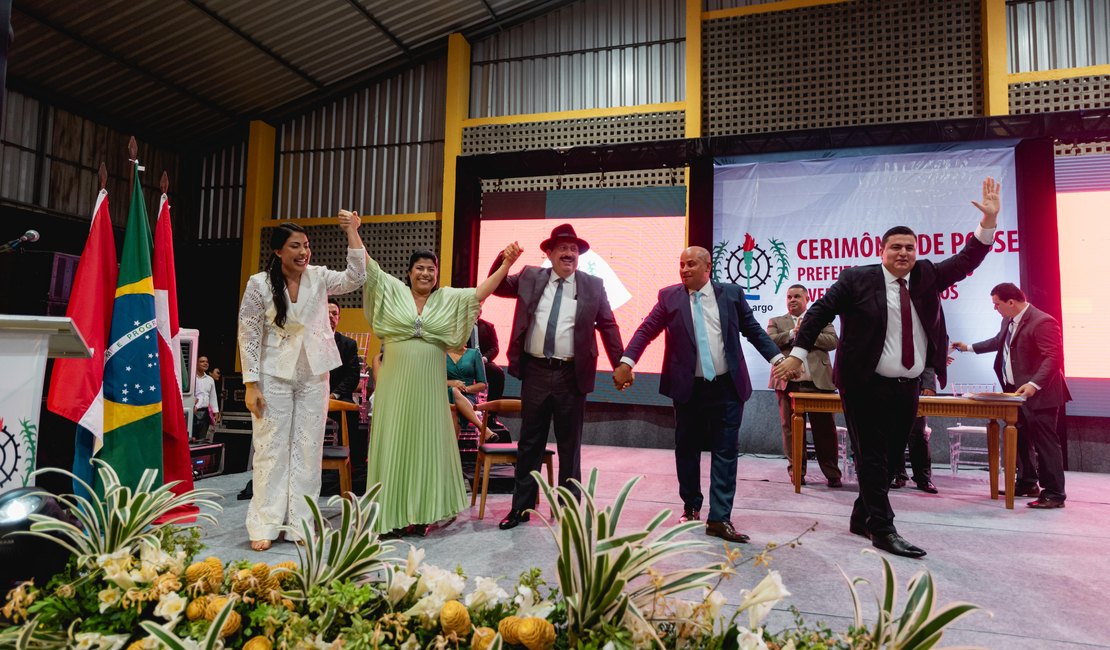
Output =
[{"x1": 0, "y1": 315, "x2": 91, "y2": 493}]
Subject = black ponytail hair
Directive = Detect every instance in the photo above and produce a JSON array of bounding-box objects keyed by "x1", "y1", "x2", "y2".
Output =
[{"x1": 268, "y1": 223, "x2": 307, "y2": 328}]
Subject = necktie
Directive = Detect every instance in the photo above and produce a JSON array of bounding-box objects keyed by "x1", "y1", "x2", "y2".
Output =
[
  {"x1": 692, "y1": 292, "x2": 717, "y2": 378},
  {"x1": 897, "y1": 278, "x2": 913, "y2": 369},
  {"x1": 1003, "y1": 320, "x2": 1015, "y2": 384},
  {"x1": 543, "y1": 278, "x2": 564, "y2": 359}
]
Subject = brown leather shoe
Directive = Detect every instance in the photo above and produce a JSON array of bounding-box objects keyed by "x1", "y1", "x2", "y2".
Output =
[
  {"x1": 1027, "y1": 497, "x2": 1065, "y2": 509},
  {"x1": 679, "y1": 507, "x2": 700, "y2": 524},
  {"x1": 705, "y1": 520, "x2": 750, "y2": 544}
]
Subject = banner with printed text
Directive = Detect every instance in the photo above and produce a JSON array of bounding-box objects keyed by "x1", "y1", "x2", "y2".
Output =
[{"x1": 713, "y1": 147, "x2": 1019, "y2": 391}]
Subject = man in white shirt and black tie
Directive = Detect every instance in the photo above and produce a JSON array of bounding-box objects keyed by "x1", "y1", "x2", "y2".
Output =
[
  {"x1": 774, "y1": 177, "x2": 1001, "y2": 558},
  {"x1": 487, "y1": 224, "x2": 626, "y2": 530}
]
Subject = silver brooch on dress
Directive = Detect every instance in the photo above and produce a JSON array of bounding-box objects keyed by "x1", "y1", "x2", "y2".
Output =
[{"x1": 414, "y1": 316, "x2": 424, "y2": 338}]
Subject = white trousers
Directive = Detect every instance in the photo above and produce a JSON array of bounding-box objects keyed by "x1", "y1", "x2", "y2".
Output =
[{"x1": 246, "y1": 353, "x2": 328, "y2": 542}]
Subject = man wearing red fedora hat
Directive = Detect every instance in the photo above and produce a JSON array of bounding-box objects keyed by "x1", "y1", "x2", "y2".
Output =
[{"x1": 487, "y1": 223, "x2": 626, "y2": 530}]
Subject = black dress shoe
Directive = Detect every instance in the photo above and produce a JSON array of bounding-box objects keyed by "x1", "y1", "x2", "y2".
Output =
[
  {"x1": 890, "y1": 476, "x2": 907, "y2": 489},
  {"x1": 705, "y1": 520, "x2": 750, "y2": 544},
  {"x1": 1000, "y1": 485, "x2": 1040, "y2": 498},
  {"x1": 915, "y1": 481, "x2": 939, "y2": 494},
  {"x1": 827, "y1": 477, "x2": 843, "y2": 488},
  {"x1": 849, "y1": 522, "x2": 870, "y2": 538},
  {"x1": 498, "y1": 510, "x2": 530, "y2": 530},
  {"x1": 679, "y1": 507, "x2": 700, "y2": 524},
  {"x1": 1027, "y1": 497, "x2": 1065, "y2": 509},
  {"x1": 237, "y1": 480, "x2": 253, "y2": 501},
  {"x1": 871, "y1": 533, "x2": 926, "y2": 558}
]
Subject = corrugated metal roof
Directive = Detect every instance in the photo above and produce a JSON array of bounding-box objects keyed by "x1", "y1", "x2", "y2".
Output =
[{"x1": 7, "y1": 0, "x2": 573, "y2": 149}]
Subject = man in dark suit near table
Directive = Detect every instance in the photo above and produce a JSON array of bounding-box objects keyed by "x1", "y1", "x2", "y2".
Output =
[
  {"x1": 614, "y1": 246, "x2": 784, "y2": 544},
  {"x1": 767, "y1": 284, "x2": 842, "y2": 488},
  {"x1": 489, "y1": 224, "x2": 625, "y2": 530},
  {"x1": 774, "y1": 177, "x2": 1002, "y2": 558},
  {"x1": 952, "y1": 283, "x2": 1069, "y2": 508},
  {"x1": 328, "y1": 299, "x2": 365, "y2": 488}
]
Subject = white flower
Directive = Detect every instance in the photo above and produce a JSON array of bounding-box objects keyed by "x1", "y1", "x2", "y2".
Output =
[
  {"x1": 399, "y1": 635, "x2": 421, "y2": 650},
  {"x1": 738, "y1": 571, "x2": 790, "y2": 629},
  {"x1": 734, "y1": 627, "x2": 769, "y2": 650},
  {"x1": 464, "y1": 576, "x2": 508, "y2": 611},
  {"x1": 513, "y1": 585, "x2": 555, "y2": 619},
  {"x1": 703, "y1": 588, "x2": 728, "y2": 624},
  {"x1": 102, "y1": 564, "x2": 136, "y2": 591},
  {"x1": 405, "y1": 545, "x2": 425, "y2": 577},
  {"x1": 671, "y1": 598, "x2": 696, "y2": 621},
  {"x1": 624, "y1": 614, "x2": 658, "y2": 648},
  {"x1": 129, "y1": 562, "x2": 159, "y2": 585},
  {"x1": 72, "y1": 632, "x2": 130, "y2": 650},
  {"x1": 95, "y1": 548, "x2": 132, "y2": 571},
  {"x1": 154, "y1": 591, "x2": 187, "y2": 621},
  {"x1": 387, "y1": 571, "x2": 418, "y2": 605},
  {"x1": 97, "y1": 586, "x2": 122, "y2": 613},
  {"x1": 418, "y1": 564, "x2": 465, "y2": 602},
  {"x1": 405, "y1": 593, "x2": 446, "y2": 625}
]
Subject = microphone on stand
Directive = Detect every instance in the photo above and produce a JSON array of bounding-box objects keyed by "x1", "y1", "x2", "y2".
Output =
[{"x1": 0, "y1": 230, "x2": 40, "y2": 253}]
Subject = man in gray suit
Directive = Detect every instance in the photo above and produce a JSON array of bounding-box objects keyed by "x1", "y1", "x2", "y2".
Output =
[
  {"x1": 488, "y1": 224, "x2": 625, "y2": 529},
  {"x1": 767, "y1": 284, "x2": 843, "y2": 488},
  {"x1": 953, "y1": 282, "x2": 1070, "y2": 508}
]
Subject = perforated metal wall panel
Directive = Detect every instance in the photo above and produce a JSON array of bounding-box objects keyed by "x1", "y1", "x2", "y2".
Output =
[
  {"x1": 462, "y1": 110, "x2": 685, "y2": 154},
  {"x1": 469, "y1": 0, "x2": 685, "y2": 117},
  {"x1": 480, "y1": 169, "x2": 683, "y2": 193},
  {"x1": 197, "y1": 135, "x2": 247, "y2": 241},
  {"x1": 276, "y1": 59, "x2": 447, "y2": 219},
  {"x1": 702, "y1": 0, "x2": 984, "y2": 136},
  {"x1": 256, "y1": 220, "x2": 440, "y2": 308},
  {"x1": 1008, "y1": 0, "x2": 1110, "y2": 73},
  {"x1": 1008, "y1": 74, "x2": 1110, "y2": 155}
]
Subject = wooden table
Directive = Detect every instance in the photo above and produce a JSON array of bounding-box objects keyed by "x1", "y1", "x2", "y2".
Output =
[{"x1": 789, "y1": 392, "x2": 1023, "y2": 508}]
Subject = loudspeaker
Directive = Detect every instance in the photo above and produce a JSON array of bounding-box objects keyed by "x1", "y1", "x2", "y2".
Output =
[{"x1": 0, "y1": 251, "x2": 80, "y2": 316}]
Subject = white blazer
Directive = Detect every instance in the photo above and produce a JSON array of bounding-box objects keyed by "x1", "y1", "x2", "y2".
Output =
[{"x1": 238, "y1": 248, "x2": 367, "y2": 382}]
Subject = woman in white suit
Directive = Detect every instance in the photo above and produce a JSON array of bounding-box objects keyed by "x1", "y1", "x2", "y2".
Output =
[{"x1": 238, "y1": 217, "x2": 367, "y2": 551}]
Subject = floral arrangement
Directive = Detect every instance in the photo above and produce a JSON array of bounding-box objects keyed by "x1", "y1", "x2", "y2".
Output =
[{"x1": 0, "y1": 464, "x2": 982, "y2": 649}]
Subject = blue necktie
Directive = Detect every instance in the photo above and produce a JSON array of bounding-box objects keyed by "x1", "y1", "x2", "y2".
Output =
[
  {"x1": 692, "y1": 292, "x2": 717, "y2": 378},
  {"x1": 543, "y1": 278, "x2": 565, "y2": 359}
]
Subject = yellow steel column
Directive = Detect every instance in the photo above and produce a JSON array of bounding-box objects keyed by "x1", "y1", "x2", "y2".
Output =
[
  {"x1": 440, "y1": 32, "x2": 471, "y2": 287},
  {"x1": 240, "y1": 120, "x2": 276, "y2": 293},
  {"x1": 981, "y1": 0, "x2": 1009, "y2": 116},
  {"x1": 685, "y1": 0, "x2": 703, "y2": 246}
]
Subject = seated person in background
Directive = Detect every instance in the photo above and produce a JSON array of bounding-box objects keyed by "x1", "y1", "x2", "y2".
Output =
[
  {"x1": 447, "y1": 343, "x2": 488, "y2": 434},
  {"x1": 193, "y1": 355, "x2": 221, "y2": 441}
]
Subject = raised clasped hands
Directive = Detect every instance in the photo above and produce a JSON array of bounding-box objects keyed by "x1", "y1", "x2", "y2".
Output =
[
  {"x1": 338, "y1": 209, "x2": 362, "y2": 232},
  {"x1": 502, "y1": 242, "x2": 523, "y2": 266},
  {"x1": 971, "y1": 176, "x2": 1001, "y2": 228},
  {"x1": 772, "y1": 356, "x2": 803, "y2": 382},
  {"x1": 613, "y1": 363, "x2": 634, "y2": 391}
]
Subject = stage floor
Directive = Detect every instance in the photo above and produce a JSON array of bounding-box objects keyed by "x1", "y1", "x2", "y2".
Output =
[{"x1": 195, "y1": 446, "x2": 1110, "y2": 649}]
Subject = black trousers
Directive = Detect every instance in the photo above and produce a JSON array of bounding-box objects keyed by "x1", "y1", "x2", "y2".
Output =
[
  {"x1": 485, "y1": 361, "x2": 505, "y2": 401},
  {"x1": 1004, "y1": 382, "x2": 1066, "y2": 500},
  {"x1": 511, "y1": 359, "x2": 585, "y2": 512},
  {"x1": 674, "y1": 374, "x2": 743, "y2": 523},
  {"x1": 842, "y1": 375, "x2": 920, "y2": 536},
  {"x1": 892, "y1": 416, "x2": 932, "y2": 483}
]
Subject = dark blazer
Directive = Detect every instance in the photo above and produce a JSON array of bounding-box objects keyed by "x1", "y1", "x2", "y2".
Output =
[
  {"x1": 795, "y1": 236, "x2": 990, "y2": 390},
  {"x1": 330, "y1": 332, "x2": 361, "y2": 401},
  {"x1": 490, "y1": 261, "x2": 624, "y2": 394},
  {"x1": 475, "y1": 318, "x2": 499, "y2": 360},
  {"x1": 623, "y1": 282, "x2": 781, "y2": 405},
  {"x1": 972, "y1": 304, "x2": 1071, "y2": 409}
]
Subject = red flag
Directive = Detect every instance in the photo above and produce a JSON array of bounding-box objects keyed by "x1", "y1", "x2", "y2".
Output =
[
  {"x1": 47, "y1": 190, "x2": 117, "y2": 487},
  {"x1": 153, "y1": 191, "x2": 197, "y2": 522}
]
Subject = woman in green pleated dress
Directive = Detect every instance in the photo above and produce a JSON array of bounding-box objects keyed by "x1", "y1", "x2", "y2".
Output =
[{"x1": 340, "y1": 209, "x2": 521, "y2": 534}]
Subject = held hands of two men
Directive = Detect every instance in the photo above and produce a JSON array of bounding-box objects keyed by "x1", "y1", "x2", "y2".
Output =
[
  {"x1": 772, "y1": 356, "x2": 803, "y2": 382},
  {"x1": 950, "y1": 341, "x2": 971, "y2": 353},
  {"x1": 337, "y1": 209, "x2": 362, "y2": 232},
  {"x1": 613, "y1": 363, "x2": 634, "y2": 391},
  {"x1": 244, "y1": 383, "x2": 266, "y2": 418}
]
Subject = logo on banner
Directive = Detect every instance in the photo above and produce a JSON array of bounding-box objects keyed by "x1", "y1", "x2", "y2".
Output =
[
  {"x1": 0, "y1": 417, "x2": 36, "y2": 489},
  {"x1": 713, "y1": 234, "x2": 790, "y2": 299}
]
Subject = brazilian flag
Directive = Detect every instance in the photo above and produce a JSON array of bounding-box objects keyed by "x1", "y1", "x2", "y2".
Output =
[{"x1": 98, "y1": 162, "x2": 163, "y2": 491}]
